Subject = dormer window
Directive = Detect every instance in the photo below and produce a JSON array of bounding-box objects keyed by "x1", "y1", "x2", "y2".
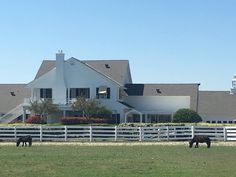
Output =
[
  {"x1": 96, "y1": 86, "x2": 110, "y2": 99},
  {"x1": 105, "y1": 64, "x2": 110, "y2": 68},
  {"x1": 156, "y1": 89, "x2": 162, "y2": 94}
]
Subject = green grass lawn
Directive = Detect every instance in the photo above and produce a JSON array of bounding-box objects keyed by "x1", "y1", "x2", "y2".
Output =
[{"x1": 1, "y1": 143, "x2": 236, "y2": 177}]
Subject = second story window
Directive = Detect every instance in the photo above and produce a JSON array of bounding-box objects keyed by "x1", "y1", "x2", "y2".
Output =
[
  {"x1": 70, "y1": 88, "x2": 90, "y2": 99},
  {"x1": 96, "y1": 86, "x2": 110, "y2": 99},
  {"x1": 40, "y1": 88, "x2": 52, "y2": 99}
]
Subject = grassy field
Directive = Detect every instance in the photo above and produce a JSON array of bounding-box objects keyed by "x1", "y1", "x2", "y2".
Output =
[{"x1": 1, "y1": 143, "x2": 236, "y2": 177}]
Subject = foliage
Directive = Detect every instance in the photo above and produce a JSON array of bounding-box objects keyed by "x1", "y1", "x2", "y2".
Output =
[
  {"x1": 26, "y1": 116, "x2": 46, "y2": 124},
  {"x1": 119, "y1": 123, "x2": 186, "y2": 127},
  {"x1": 60, "y1": 117, "x2": 115, "y2": 125},
  {"x1": 173, "y1": 108, "x2": 202, "y2": 123},
  {"x1": 28, "y1": 100, "x2": 41, "y2": 116},
  {"x1": 10, "y1": 119, "x2": 23, "y2": 124},
  {"x1": 119, "y1": 122, "x2": 236, "y2": 127},
  {"x1": 28, "y1": 99, "x2": 59, "y2": 120},
  {"x1": 71, "y1": 97, "x2": 112, "y2": 121},
  {"x1": 96, "y1": 106, "x2": 113, "y2": 117}
]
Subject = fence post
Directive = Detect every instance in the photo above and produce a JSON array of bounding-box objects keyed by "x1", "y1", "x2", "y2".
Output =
[
  {"x1": 167, "y1": 126, "x2": 169, "y2": 141},
  {"x1": 223, "y1": 127, "x2": 227, "y2": 142},
  {"x1": 191, "y1": 126, "x2": 195, "y2": 138},
  {"x1": 64, "y1": 126, "x2": 67, "y2": 142},
  {"x1": 90, "y1": 126, "x2": 92, "y2": 142},
  {"x1": 139, "y1": 127, "x2": 142, "y2": 141},
  {"x1": 114, "y1": 126, "x2": 117, "y2": 142},
  {"x1": 14, "y1": 126, "x2": 17, "y2": 141},
  {"x1": 39, "y1": 125, "x2": 43, "y2": 142}
]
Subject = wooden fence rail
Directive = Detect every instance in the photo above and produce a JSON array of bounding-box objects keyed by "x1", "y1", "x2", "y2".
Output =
[{"x1": 0, "y1": 125, "x2": 232, "y2": 142}]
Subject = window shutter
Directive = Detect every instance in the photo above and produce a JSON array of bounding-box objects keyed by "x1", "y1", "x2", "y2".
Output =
[
  {"x1": 107, "y1": 88, "x2": 110, "y2": 99},
  {"x1": 40, "y1": 89, "x2": 43, "y2": 98},
  {"x1": 87, "y1": 88, "x2": 90, "y2": 98},
  {"x1": 96, "y1": 88, "x2": 99, "y2": 99}
]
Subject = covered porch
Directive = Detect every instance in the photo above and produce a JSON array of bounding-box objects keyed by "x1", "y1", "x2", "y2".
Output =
[{"x1": 124, "y1": 109, "x2": 173, "y2": 123}]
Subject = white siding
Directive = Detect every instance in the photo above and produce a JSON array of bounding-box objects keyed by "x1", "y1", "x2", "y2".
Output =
[
  {"x1": 27, "y1": 68, "x2": 56, "y2": 88},
  {"x1": 27, "y1": 58, "x2": 128, "y2": 119},
  {"x1": 65, "y1": 59, "x2": 118, "y2": 99},
  {"x1": 64, "y1": 59, "x2": 128, "y2": 119},
  {"x1": 124, "y1": 96, "x2": 190, "y2": 114}
]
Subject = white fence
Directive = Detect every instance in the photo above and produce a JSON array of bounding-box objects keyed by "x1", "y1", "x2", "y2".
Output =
[{"x1": 0, "y1": 125, "x2": 234, "y2": 142}]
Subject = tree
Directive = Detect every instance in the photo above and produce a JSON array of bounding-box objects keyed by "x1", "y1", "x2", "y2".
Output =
[
  {"x1": 28, "y1": 99, "x2": 59, "y2": 119},
  {"x1": 28, "y1": 100, "x2": 41, "y2": 116},
  {"x1": 71, "y1": 97, "x2": 112, "y2": 121},
  {"x1": 172, "y1": 108, "x2": 202, "y2": 123}
]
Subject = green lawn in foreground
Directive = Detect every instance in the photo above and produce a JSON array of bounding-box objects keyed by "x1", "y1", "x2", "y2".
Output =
[{"x1": 0, "y1": 144, "x2": 236, "y2": 177}]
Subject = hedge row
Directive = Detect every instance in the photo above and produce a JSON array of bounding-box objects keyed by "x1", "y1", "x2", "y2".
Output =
[
  {"x1": 60, "y1": 117, "x2": 115, "y2": 125},
  {"x1": 26, "y1": 116, "x2": 46, "y2": 124}
]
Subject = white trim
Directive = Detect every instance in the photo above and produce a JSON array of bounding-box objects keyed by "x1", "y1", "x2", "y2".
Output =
[{"x1": 125, "y1": 109, "x2": 143, "y2": 123}]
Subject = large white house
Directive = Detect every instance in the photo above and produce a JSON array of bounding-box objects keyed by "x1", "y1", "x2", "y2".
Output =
[{"x1": 1, "y1": 51, "x2": 236, "y2": 124}]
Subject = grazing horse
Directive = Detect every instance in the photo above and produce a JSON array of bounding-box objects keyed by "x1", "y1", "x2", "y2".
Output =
[
  {"x1": 16, "y1": 135, "x2": 32, "y2": 147},
  {"x1": 189, "y1": 135, "x2": 211, "y2": 148}
]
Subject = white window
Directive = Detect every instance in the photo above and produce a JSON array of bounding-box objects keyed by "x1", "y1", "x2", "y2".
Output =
[{"x1": 96, "y1": 86, "x2": 110, "y2": 99}]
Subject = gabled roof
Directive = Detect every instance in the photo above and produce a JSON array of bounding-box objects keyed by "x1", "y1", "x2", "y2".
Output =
[
  {"x1": 0, "y1": 84, "x2": 31, "y2": 114},
  {"x1": 34, "y1": 60, "x2": 57, "y2": 79},
  {"x1": 34, "y1": 59, "x2": 131, "y2": 85},
  {"x1": 83, "y1": 60, "x2": 130, "y2": 85}
]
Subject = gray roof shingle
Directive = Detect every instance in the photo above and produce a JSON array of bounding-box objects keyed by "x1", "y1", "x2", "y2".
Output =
[
  {"x1": 34, "y1": 59, "x2": 131, "y2": 85},
  {"x1": 125, "y1": 83, "x2": 200, "y2": 96},
  {"x1": 198, "y1": 91, "x2": 236, "y2": 117},
  {"x1": 0, "y1": 84, "x2": 31, "y2": 114},
  {"x1": 34, "y1": 60, "x2": 56, "y2": 79}
]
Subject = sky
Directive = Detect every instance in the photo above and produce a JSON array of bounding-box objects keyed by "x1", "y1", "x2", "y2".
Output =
[{"x1": 0, "y1": 0, "x2": 236, "y2": 91}]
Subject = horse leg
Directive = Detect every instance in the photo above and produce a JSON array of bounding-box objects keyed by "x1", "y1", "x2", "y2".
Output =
[
  {"x1": 195, "y1": 142, "x2": 199, "y2": 148},
  {"x1": 207, "y1": 141, "x2": 211, "y2": 148}
]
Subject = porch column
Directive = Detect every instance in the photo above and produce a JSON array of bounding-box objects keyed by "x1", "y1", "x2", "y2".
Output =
[
  {"x1": 32, "y1": 88, "x2": 38, "y2": 101},
  {"x1": 63, "y1": 110, "x2": 66, "y2": 118},
  {"x1": 67, "y1": 88, "x2": 70, "y2": 104},
  {"x1": 140, "y1": 113, "x2": 143, "y2": 123},
  {"x1": 22, "y1": 106, "x2": 26, "y2": 123},
  {"x1": 31, "y1": 88, "x2": 34, "y2": 101},
  {"x1": 144, "y1": 114, "x2": 147, "y2": 123},
  {"x1": 124, "y1": 113, "x2": 127, "y2": 123}
]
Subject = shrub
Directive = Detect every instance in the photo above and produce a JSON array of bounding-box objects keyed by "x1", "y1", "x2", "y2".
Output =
[
  {"x1": 119, "y1": 123, "x2": 186, "y2": 127},
  {"x1": 173, "y1": 109, "x2": 202, "y2": 123},
  {"x1": 60, "y1": 117, "x2": 81, "y2": 125},
  {"x1": 60, "y1": 117, "x2": 115, "y2": 125},
  {"x1": 10, "y1": 119, "x2": 23, "y2": 124},
  {"x1": 26, "y1": 116, "x2": 46, "y2": 124}
]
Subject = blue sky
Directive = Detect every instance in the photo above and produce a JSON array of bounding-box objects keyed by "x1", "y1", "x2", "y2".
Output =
[{"x1": 0, "y1": 0, "x2": 236, "y2": 90}]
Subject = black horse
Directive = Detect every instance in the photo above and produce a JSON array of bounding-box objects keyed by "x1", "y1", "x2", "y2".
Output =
[
  {"x1": 189, "y1": 135, "x2": 211, "y2": 148},
  {"x1": 16, "y1": 135, "x2": 32, "y2": 147}
]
